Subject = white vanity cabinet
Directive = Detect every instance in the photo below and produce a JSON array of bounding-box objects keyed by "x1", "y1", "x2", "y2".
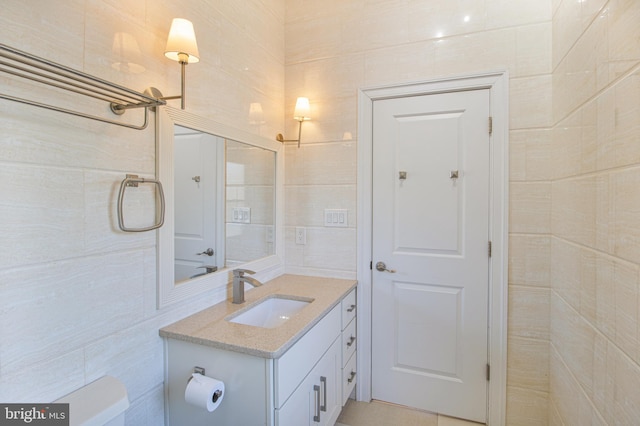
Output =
[
  {"x1": 164, "y1": 294, "x2": 353, "y2": 426},
  {"x1": 276, "y1": 338, "x2": 341, "y2": 425},
  {"x1": 340, "y1": 288, "x2": 357, "y2": 405}
]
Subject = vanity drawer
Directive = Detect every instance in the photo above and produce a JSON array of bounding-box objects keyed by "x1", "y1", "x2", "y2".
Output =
[
  {"x1": 341, "y1": 289, "x2": 356, "y2": 329},
  {"x1": 275, "y1": 304, "x2": 341, "y2": 408},
  {"x1": 341, "y1": 318, "x2": 356, "y2": 366},
  {"x1": 342, "y1": 352, "x2": 357, "y2": 406}
]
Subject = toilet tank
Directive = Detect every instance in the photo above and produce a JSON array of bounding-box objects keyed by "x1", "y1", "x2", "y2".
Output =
[{"x1": 55, "y1": 376, "x2": 129, "y2": 426}]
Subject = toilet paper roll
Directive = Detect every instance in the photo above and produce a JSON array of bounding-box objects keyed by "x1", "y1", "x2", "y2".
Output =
[{"x1": 184, "y1": 373, "x2": 225, "y2": 412}]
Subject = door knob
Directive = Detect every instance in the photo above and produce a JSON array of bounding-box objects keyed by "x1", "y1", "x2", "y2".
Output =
[
  {"x1": 375, "y1": 261, "x2": 396, "y2": 273},
  {"x1": 197, "y1": 248, "x2": 214, "y2": 256}
]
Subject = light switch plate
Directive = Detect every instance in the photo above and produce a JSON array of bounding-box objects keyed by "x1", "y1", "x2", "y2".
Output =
[
  {"x1": 232, "y1": 207, "x2": 251, "y2": 223},
  {"x1": 324, "y1": 209, "x2": 348, "y2": 227}
]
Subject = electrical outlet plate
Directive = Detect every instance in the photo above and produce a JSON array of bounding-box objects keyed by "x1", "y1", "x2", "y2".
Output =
[
  {"x1": 324, "y1": 209, "x2": 348, "y2": 227},
  {"x1": 295, "y1": 227, "x2": 306, "y2": 245}
]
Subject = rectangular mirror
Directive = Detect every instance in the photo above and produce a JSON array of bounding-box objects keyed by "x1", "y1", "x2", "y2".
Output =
[
  {"x1": 173, "y1": 127, "x2": 275, "y2": 283},
  {"x1": 157, "y1": 108, "x2": 283, "y2": 308}
]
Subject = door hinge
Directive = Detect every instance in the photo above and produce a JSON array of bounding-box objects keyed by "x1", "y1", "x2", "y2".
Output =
[
  {"x1": 488, "y1": 116, "x2": 493, "y2": 136},
  {"x1": 486, "y1": 364, "x2": 491, "y2": 381},
  {"x1": 488, "y1": 241, "x2": 492, "y2": 257},
  {"x1": 370, "y1": 261, "x2": 373, "y2": 270}
]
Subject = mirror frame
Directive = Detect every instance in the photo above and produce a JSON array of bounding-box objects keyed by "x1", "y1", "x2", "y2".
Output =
[{"x1": 156, "y1": 106, "x2": 284, "y2": 309}]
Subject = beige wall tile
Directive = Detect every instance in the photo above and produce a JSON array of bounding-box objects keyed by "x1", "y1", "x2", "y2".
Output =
[
  {"x1": 0, "y1": 349, "x2": 85, "y2": 403},
  {"x1": 548, "y1": 400, "x2": 563, "y2": 426},
  {"x1": 552, "y1": 176, "x2": 597, "y2": 247},
  {"x1": 516, "y1": 23, "x2": 553, "y2": 77},
  {"x1": 510, "y1": 129, "x2": 553, "y2": 181},
  {"x1": 596, "y1": 71, "x2": 640, "y2": 171},
  {"x1": 549, "y1": 243, "x2": 596, "y2": 327},
  {"x1": 553, "y1": 8, "x2": 606, "y2": 121},
  {"x1": 302, "y1": 227, "x2": 357, "y2": 273},
  {"x1": 509, "y1": 235, "x2": 551, "y2": 287},
  {"x1": 364, "y1": 42, "x2": 435, "y2": 87},
  {"x1": 596, "y1": 174, "x2": 614, "y2": 254},
  {"x1": 606, "y1": 0, "x2": 640, "y2": 81},
  {"x1": 508, "y1": 286, "x2": 550, "y2": 340},
  {"x1": 285, "y1": 141, "x2": 357, "y2": 185},
  {"x1": 612, "y1": 341, "x2": 640, "y2": 424},
  {"x1": 123, "y1": 383, "x2": 165, "y2": 426},
  {"x1": 407, "y1": 0, "x2": 486, "y2": 41},
  {"x1": 85, "y1": 321, "x2": 165, "y2": 402},
  {"x1": 612, "y1": 259, "x2": 639, "y2": 363},
  {"x1": 2, "y1": 0, "x2": 85, "y2": 69},
  {"x1": 592, "y1": 333, "x2": 615, "y2": 424},
  {"x1": 507, "y1": 337, "x2": 550, "y2": 391},
  {"x1": 509, "y1": 182, "x2": 552, "y2": 234},
  {"x1": 506, "y1": 386, "x2": 549, "y2": 426},
  {"x1": 285, "y1": 185, "x2": 356, "y2": 228},
  {"x1": 510, "y1": 75, "x2": 553, "y2": 129},
  {"x1": 549, "y1": 346, "x2": 580, "y2": 424},
  {"x1": 433, "y1": 28, "x2": 518, "y2": 77},
  {"x1": 612, "y1": 168, "x2": 640, "y2": 264},
  {"x1": 551, "y1": 102, "x2": 597, "y2": 180},
  {"x1": 0, "y1": 164, "x2": 85, "y2": 269},
  {"x1": 550, "y1": 293, "x2": 596, "y2": 397},
  {"x1": 0, "y1": 251, "x2": 145, "y2": 373},
  {"x1": 486, "y1": 0, "x2": 551, "y2": 29}
]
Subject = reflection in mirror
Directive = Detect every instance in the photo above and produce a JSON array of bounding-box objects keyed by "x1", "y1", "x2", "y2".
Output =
[
  {"x1": 157, "y1": 107, "x2": 282, "y2": 309},
  {"x1": 172, "y1": 127, "x2": 275, "y2": 285},
  {"x1": 173, "y1": 126, "x2": 224, "y2": 282},
  {"x1": 225, "y1": 140, "x2": 275, "y2": 267}
]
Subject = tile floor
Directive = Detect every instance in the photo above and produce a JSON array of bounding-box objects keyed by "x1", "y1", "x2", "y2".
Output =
[{"x1": 335, "y1": 400, "x2": 485, "y2": 426}]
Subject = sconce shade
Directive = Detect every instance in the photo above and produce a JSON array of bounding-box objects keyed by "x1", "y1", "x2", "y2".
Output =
[
  {"x1": 293, "y1": 97, "x2": 311, "y2": 121},
  {"x1": 111, "y1": 32, "x2": 145, "y2": 74},
  {"x1": 164, "y1": 18, "x2": 200, "y2": 63}
]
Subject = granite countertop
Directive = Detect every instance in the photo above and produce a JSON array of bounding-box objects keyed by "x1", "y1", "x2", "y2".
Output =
[{"x1": 159, "y1": 274, "x2": 357, "y2": 359}]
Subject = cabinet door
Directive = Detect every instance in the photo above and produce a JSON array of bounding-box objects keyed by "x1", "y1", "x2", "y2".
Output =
[
  {"x1": 318, "y1": 338, "x2": 342, "y2": 425},
  {"x1": 276, "y1": 338, "x2": 341, "y2": 426}
]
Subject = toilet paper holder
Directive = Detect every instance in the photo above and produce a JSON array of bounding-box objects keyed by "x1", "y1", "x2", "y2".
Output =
[
  {"x1": 188, "y1": 366, "x2": 223, "y2": 403},
  {"x1": 191, "y1": 366, "x2": 206, "y2": 378}
]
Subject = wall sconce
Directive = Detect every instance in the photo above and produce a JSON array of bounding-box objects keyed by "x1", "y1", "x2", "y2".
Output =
[
  {"x1": 161, "y1": 18, "x2": 200, "y2": 109},
  {"x1": 276, "y1": 97, "x2": 311, "y2": 148}
]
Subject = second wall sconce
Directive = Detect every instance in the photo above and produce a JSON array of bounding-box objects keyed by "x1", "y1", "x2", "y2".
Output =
[
  {"x1": 276, "y1": 97, "x2": 311, "y2": 148},
  {"x1": 160, "y1": 18, "x2": 200, "y2": 109}
]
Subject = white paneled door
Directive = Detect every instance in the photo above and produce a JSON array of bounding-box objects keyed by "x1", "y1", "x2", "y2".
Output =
[
  {"x1": 371, "y1": 89, "x2": 491, "y2": 423},
  {"x1": 173, "y1": 130, "x2": 219, "y2": 282}
]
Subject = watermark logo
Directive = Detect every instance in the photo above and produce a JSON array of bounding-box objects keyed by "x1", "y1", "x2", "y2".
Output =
[{"x1": 0, "y1": 404, "x2": 68, "y2": 425}]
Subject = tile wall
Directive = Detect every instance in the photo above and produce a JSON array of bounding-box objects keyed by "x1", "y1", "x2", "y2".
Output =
[
  {"x1": 0, "y1": 1, "x2": 284, "y2": 424},
  {"x1": 549, "y1": 0, "x2": 640, "y2": 424},
  {"x1": 284, "y1": 0, "x2": 553, "y2": 423}
]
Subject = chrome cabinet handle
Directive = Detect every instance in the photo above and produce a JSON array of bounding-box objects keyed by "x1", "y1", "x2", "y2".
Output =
[
  {"x1": 313, "y1": 384, "x2": 321, "y2": 422},
  {"x1": 320, "y1": 376, "x2": 327, "y2": 412},
  {"x1": 346, "y1": 304, "x2": 356, "y2": 313},
  {"x1": 376, "y1": 261, "x2": 396, "y2": 273},
  {"x1": 348, "y1": 371, "x2": 356, "y2": 384}
]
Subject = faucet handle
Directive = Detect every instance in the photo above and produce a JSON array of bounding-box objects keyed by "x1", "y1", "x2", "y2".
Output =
[{"x1": 233, "y1": 268, "x2": 256, "y2": 277}]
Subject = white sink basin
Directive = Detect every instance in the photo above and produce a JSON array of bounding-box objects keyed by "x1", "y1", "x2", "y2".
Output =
[{"x1": 228, "y1": 296, "x2": 312, "y2": 328}]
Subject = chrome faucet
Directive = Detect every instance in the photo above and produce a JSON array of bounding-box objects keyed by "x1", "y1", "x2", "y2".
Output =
[{"x1": 232, "y1": 269, "x2": 262, "y2": 304}]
